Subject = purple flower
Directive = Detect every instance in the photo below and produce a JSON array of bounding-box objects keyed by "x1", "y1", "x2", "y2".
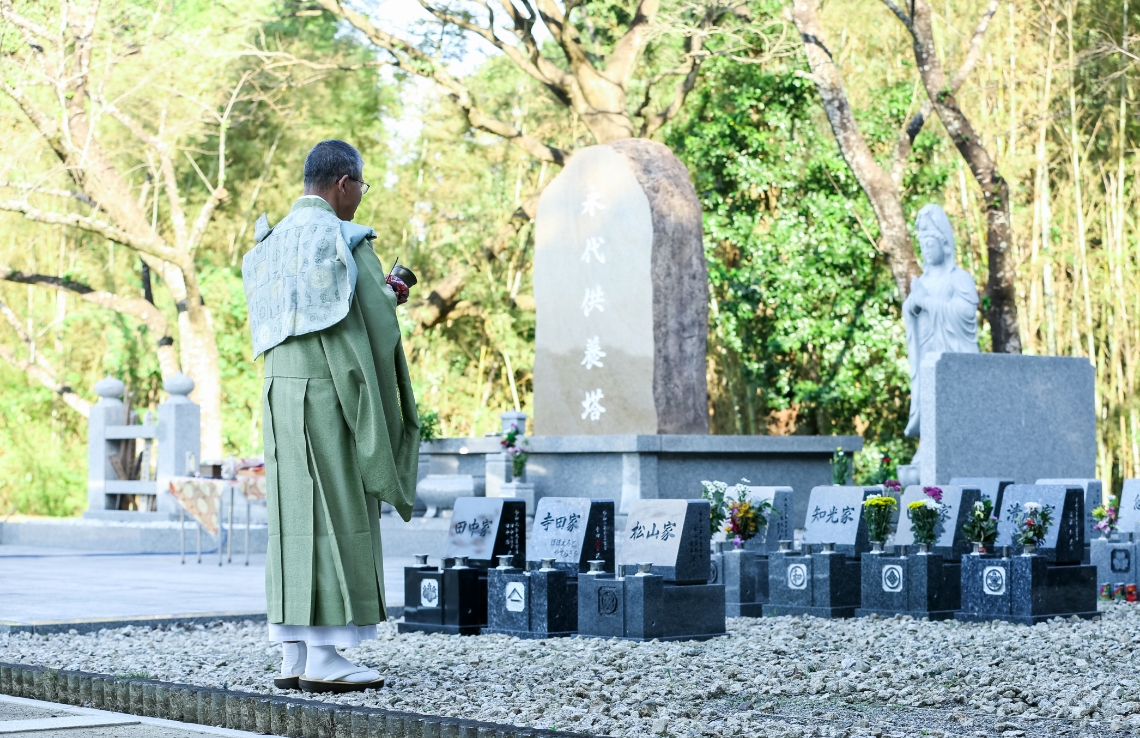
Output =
[
  {"x1": 732, "y1": 535, "x2": 743, "y2": 549},
  {"x1": 884, "y1": 480, "x2": 902, "y2": 493},
  {"x1": 923, "y1": 486, "x2": 943, "y2": 502}
]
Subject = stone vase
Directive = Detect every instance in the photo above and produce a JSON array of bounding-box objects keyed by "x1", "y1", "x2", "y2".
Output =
[
  {"x1": 1022, "y1": 543, "x2": 1037, "y2": 556},
  {"x1": 870, "y1": 541, "x2": 884, "y2": 553},
  {"x1": 916, "y1": 543, "x2": 931, "y2": 555}
]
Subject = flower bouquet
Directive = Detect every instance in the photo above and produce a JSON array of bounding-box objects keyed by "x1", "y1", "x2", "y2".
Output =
[
  {"x1": 701, "y1": 480, "x2": 729, "y2": 536},
  {"x1": 831, "y1": 447, "x2": 852, "y2": 485},
  {"x1": 1092, "y1": 503, "x2": 1118, "y2": 538},
  {"x1": 862, "y1": 494, "x2": 897, "y2": 545},
  {"x1": 500, "y1": 422, "x2": 530, "y2": 479},
  {"x1": 724, "y1": 486, "x2": 777, "y2": 549},
  {"x1": 907, "y1": 487, "x2": 946, "y2": 550},
  {"x1": 1015, "y1": 502, "x2": 1054, "y2": 552},
  {"x1": 961, "y1": 498, "x2": 999, "y2": 552}
]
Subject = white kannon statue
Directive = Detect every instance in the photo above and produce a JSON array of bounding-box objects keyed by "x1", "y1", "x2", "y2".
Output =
[{"x1": 902, "y1": 204, "x2": 979, "y2": 450}]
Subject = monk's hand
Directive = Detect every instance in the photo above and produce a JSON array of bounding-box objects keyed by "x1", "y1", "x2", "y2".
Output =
[{"x1": 386, "y1": 275, "x2": 410, "y2": 305}]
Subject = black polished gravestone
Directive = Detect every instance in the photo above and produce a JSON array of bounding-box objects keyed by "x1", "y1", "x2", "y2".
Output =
[
  {"x1": 856, "y1": 486, "x2": 979, "y2": 620},
  {"x1": 578, "y1": 500, "x2": 725, "y2": 641},
  {"x1": 949, "y1": 478, "x2": 1013, "y2": 511},
  {"x1": 763, "y1": 486, "x2": 878, "y2": 618},
  {"x1": 996, "y1": 485, "x2": 1085, "y2": 562},
  {"x1": 955, "y1": 550, "x2": 1098, "y2": 624},
  {"x1": 709, "y1": 487, "x2": 794, "y2": 616},
  {"x1": 399, "y1": 498, "x2": 526, "y2": 635},
  {"x1": 485, "y1": 498, "x2": 615, "y2": 638},
  {"x1": 1038, "y1": 478, "x2": 1103, "y2": 564}
]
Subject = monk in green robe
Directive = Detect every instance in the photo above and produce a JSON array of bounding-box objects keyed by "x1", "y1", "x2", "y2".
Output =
[{"x1": 243, "y1": 140, "x2": 419, "y2": 693}]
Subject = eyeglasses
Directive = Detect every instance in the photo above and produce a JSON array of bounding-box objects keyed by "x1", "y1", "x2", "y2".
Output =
[{"x1": 345, "y1": 176, "x2": 370, "y2": 195}]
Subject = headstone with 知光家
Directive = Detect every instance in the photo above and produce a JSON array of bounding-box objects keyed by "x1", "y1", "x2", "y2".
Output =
[{"x1": 801, "y1": 486, "x2": 880, "y2": 557}]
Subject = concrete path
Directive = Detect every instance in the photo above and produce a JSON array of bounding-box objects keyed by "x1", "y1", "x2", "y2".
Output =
[
  {"x1": 0, "y1": 546, "x2": 412, "y2": 626},
  {"x1": 0, "y1": 694, "x2": 281, "y2": 737}
]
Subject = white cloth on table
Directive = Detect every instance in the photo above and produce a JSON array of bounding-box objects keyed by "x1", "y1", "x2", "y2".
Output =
[{"x1": 267, "y1": 622, "x2": 376, "y2": 648}]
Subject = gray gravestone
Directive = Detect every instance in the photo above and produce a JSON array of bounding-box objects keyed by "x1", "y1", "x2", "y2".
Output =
[
  {"x1": 1037, "y1": 478, "x2": 1103, "y2": 551},
  {"x1": 892, "y1": 485, "x2": 981, "y2": 558},
  {"x1": 618, "y1": 499, "x2": 710, "y2": 583},
  {"x1": 442, "y1": 497, "x2": 526, "y2": 567},
  {"x1": 532, "y1": 139, "x2": 708, "y2": 436},
  {"x1": 739, "y1": 486, "x2": 794, "y2": 553},
  {"x1": 801, "y1": 486, "x2": 878, "y2": 556},
  {"x1": 1118, "y1": 479, "x2": 1140, "y2": 536},
  {"x1": 915, "y1": 353, "x2": 1094, "y2": 484},
  {"x1": 529, "y1": 497, "x2": 615, "y2": 572},
  {"x1": 949, "y1": 477, "x2": 1013, "y2": 511},
  {"x1": 996, "y1": 484, "x2": 1084, "y2": 563}
]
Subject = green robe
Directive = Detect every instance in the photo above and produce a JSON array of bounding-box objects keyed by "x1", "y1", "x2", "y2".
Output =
[{"x1": 261, "y1": 197, "x2": 419, "y2": 627}]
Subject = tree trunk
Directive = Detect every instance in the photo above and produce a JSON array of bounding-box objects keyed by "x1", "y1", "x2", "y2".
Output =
[
  {"x1": 790, "y1": 0, "x2": 921, "y2": 301},
  {"x1": 179, "y1": 309, "x2": 223, "y2": 460},
  {"x1": 908, "y1": 0, "x2": 1022, "y2": 353}
]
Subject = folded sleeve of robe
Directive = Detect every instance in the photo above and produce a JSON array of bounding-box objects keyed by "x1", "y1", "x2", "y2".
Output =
[{"x1": 317, "y1": 241, "x2": 421, "y2": 521}]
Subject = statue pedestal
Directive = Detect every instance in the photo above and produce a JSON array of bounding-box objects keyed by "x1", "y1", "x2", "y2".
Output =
[{"x1": 912, "y1": 352, "x2": 1094, "y2": 484}]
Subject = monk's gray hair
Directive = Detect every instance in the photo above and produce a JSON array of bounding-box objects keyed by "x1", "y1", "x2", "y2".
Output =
[{"x1": 303, "y1": 140, "x2": 363, "y2": 190}]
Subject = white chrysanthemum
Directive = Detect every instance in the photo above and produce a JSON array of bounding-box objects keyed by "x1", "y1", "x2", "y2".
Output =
[{"x1": 1024, "y1": 502, "x2": 1042, "y2": 512}]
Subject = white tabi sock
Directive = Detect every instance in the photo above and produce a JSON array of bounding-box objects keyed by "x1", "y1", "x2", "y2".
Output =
[
  {"x1": 304, "y1": 644, "x2": 380, "y2": 683},
  {"x1": 281, "y1": 641, "x2": 306, "y2": 677}
]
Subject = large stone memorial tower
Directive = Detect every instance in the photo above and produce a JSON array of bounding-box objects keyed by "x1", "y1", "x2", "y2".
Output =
[{"x1": 533, "y1": 139, "x2": 708, "y2": 436}]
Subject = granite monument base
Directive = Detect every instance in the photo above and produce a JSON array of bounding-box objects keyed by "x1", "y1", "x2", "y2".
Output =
[
  {"x1": 398, "y1": 562, "x2": 488, "y2": 636},
  {"x1": 423, "y1": 435, "x2": 861, "y2": 523},
  {"x1": 577, "y1": 573, "x2": 726, "y2": 641},
  {"x1": 484, "y1": 566, "x2": 578, "y2": 638},
  {"x1": 711, "y1": 549, "x2": 769, "y2": 617},
  {"x1": 855, "y1": 551, "x2": 961, "y2": 621},
  {"x1": 1091, "y1": 537, "x2": 1138, "y2": 588},
  {"x1": 763, "y1": 549, "x2": 862, "y2": 619},
  {"x1": 955, "y1": 553, "x2": 1098, "y2": 625}
]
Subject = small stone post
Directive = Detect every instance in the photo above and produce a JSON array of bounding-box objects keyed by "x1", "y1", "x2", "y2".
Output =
[
  {"x1": 156, "y1": 374, "x2": 201, "y2": 516},
  {"x1": 87, "y1": 377, "x2": 126, "y2": 512}
]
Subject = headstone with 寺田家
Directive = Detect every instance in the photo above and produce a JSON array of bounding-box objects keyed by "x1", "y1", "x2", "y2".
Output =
[
  {"x1": 485, "y1": 497, "x2": 616, "y2": 639},
  {"x1": 399, "y1": 498, "x2": 527, "y2": 635},
  {"x1": 529, "y1": 497, "x2": 615, "y2": 572},
  {"x1": 1116, "y1": 479, "x2": 1140, "y2": 536}
]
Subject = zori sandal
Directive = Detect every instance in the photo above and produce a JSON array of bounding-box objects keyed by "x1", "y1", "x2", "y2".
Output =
[
  {"x1": 272, "y1": 675, "x2": 300, "y2": 690},
  {"x1": 298, "y1": 667, "x2": 385, "y2": 694}
]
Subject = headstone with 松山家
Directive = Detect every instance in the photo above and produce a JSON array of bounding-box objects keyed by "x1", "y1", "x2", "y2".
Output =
[
  {"x1": 578, "y1": 499, "x2": 725, "y2": 641},
  {"x1": 399, "y1": 498, "x2": 526, "y2": 635}
]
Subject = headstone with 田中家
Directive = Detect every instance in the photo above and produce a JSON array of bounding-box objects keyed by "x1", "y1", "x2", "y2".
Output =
[
  {"x1": 399, "y1": 498, "x2": 527, "y2": 635},
  {"x1": 442, "y1": 497, "x2": 526, "y2": 567}
]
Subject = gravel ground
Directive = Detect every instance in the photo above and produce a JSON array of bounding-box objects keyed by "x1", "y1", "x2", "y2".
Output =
[{"x1": 4, "y1": 604, "x2": 1140, "y2": 737}]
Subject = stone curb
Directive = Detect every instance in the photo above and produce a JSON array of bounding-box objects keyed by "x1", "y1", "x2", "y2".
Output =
[
  {"x1": 0, "y1": 662, "x2": 595, "y2": 738},
  {"x1": 0, "y1": 613, "x2": 269, "y2": 637}
]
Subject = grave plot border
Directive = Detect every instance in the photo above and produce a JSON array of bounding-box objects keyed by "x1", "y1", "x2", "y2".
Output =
[{"x1": 0, "y1": 661, "x2": 597, "y2": 738}]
